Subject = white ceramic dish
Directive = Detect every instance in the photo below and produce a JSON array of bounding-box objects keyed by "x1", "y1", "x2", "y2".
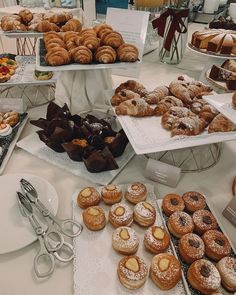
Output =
[
  {"x1": 203, "y1": 93, "x2": 236, "y2": 124},
  {"x1": 0, "y1": 173, "x2": 58, "y2": 254}
]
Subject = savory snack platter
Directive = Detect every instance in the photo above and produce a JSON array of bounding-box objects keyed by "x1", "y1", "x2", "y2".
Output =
[
  {"x1": 72, "y1": 183, "x2": 187, "y2": 295},
  {"x1": 157, "y1": 195, "x2": 236, "y2": 295}
]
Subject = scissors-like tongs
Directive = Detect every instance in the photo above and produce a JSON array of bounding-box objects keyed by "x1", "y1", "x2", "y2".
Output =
[
  {"x1": 17, "y1": 192, "x2": 74, "y2": 278},
  {"x1": 20, "y1": 178, "x2": 83, "y2": 238}
]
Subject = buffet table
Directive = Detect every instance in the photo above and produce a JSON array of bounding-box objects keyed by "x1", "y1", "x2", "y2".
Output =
[{"x1": 0, "y1": 22, "x2": 236, "y2": 295}]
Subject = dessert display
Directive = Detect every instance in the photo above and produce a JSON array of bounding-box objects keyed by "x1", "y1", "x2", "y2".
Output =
[
  {"x1": 143, "y1": 226, "x2": 170, "y2": 254},
  {"x1": 30, "y1": 102, "x2": 129, "y2": 173},
  {"x1": 82, "y1": 206, "x2": 106, "y2": 231},
  {"x1": 182, "y1": 191, "x2": 206, "y2": 213},
  {"x1": 77, "y1": 187, "x2": 101, "y2": 209},
  {"x1": 0, "y1": 9, "x2": 81, "y2": 33},
  {"x1": 112, "y1": 226, "x2": 139, "y2": 255},
  {"x1": 133, "y1": 201, "x2": 156, "y2": 227},
  {"x1": 40, "y1": 24, "x2": 139, "y2": 66},
  {"x1": 216, "y1": 256, "x2": 236, "y2": 292},
  {"x1": 101, "y1": 184, "x2": 122, "y2": 205},
  {"x1": 0, "y1": 55, "x2": 18, "y2": 83},
  {"x1": 192, "y1": 209, "x2": 218, "y2": 235},
  {"x1": 117, "y1": 255, "x2": 148, "y2": 290},
  {"x1": 125, "y1": 182, "x2": 147, "y2": 204},
  {"x1": 167, "y1": 211, "x2": 194, "y2": 238},
  {"x1": 150, "y1": 253, "x2": 181, "y2": 290},
  {"x1": 108, "y1": 203, "x2": 133, "y2": 228},
  {"x1": 162, "y1": 193, "x2": 185, "y2": 216}
]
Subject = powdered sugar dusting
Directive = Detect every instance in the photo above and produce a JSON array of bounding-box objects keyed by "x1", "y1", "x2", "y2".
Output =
[
  {"x1": 203, "y1": 230, "x2": 231, "y2": 256},
  {"x1": 193, "y1": 210, "x2": 217, "y2": 231},
  {"x1": 134, "y1": 201, "x2": 155, "y2": 218},
  {"x1": 217, "y1": 256, "x2": 236, "y2": 285},
  {"x1": 119, "y1": 256, "x2": 148, "y2": 281},
  {"x1": 109, "y1": 203, "x2": 133, "y2": 223},
  {"x1": 112, "y1": 226, "x2": 139, "y2": 249},
  {"x1": 127, "y1": 182, "x2": 147, "y2": 196},
  {"x1": 179, "y1": 233, "x2": 205, "y2": 259}
]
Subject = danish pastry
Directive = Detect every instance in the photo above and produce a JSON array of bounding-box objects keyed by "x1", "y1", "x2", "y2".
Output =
[
  {"x1": 117, "y1": 256, "x2": 148, "y2": 290},
  {"x1": 112, "y1": 226, "x2": 139, "y2": 255},
  {"x1": 101, "y1": 31, "x2": 124, "y2": 48},
  {"x1": 179, "y1": 233, "x2": 205, "y2": 264},
  {"x1": 77, "y1": 187, "x2": 101, "y2": 209},
  {"x1": 144, "y1": 226, "x2": 170, "y2": 254},
  {"x1": 192, "y1": 209, "x2": 218, "y2": 235},
  {"x1": 101, "y1": 184, "x2": 122, "y2": 205},
  {"x1": 161, "y1": 107, "x2": 195, "y2": 130},
  {"x1": 162, "y1": 193, "x2": 185, "y2": 217},
  {"x1": 19, "y1": 9, "x2": 33, "y2": 24},
  {"x1": 187, "y1": 259, "x2": 221, "y2": 294},
  {"x1": 82, "y1": 206, "x2": 106, "y2": 231},
  {"x1": 190, "y1": 97, "x2": 208, "y2": 114},
  {"x1": 45, "y1": 48, "x2": 71, "y2": 66},
  {"x1": 216, "y1": 256, "x2": 236, "y2": 292},
  {"x1": 202, "y1": 230, "x2": 231, "y2": 261},
  {"x1": 125, "y1": 182, "x2": 147, "y2": 204},
  {"x1": 134, "y1": 201, "x2": 156, "y2": 227},
  {"x1": 117, "y1": 43, "x2": 139, "y2": 62},
  {"x1": 145, "y1": 85, "x2": 169, "y2": 104},
  {"x1": 150, "y1": 253, "x2": 181, "y2": 290},
  {"x1": 70, "y1": 46, "x2": 93, "y2": 64},
  {"x1": 115, "y1": 98, "x2": 154, "y2": 117},
  {"x1": 109, "y1": 203, "x2": 133, "y2": 228},
  {"x1": 95, "y1": 45, "x2": 117, "y2": 63},
  {"x1": 61, "y1": 18, "x2": 82, "y2": 32},
  {"x1": 111, "y1": 90, "x2": 140, "y2": 106},
  {"x1": 208, "y1": 113, "x2": 236, "y2": 133},
  {"x1": 154, "y1": 96, "x2": 183, "y2": 116},
  {"x1": 182, "y1": 191, "x2": 206, "y2": 213},
  {"x1": 167, "y1": 211, "x2": 194, "y2": 238},
  {"x1": 115, "y1": 80, "x2": 147, "y2": 96},
  {"x1": 171, "y1": 116, "x2": 206, "y2": 137}
]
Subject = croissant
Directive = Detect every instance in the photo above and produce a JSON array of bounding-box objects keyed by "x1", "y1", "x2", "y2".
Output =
[
  {"x1": 44, "y1": 11, "x2": 72, "y2": 24},
  {"x1": 63, "y1": 31, "x2": 79, "y2": 43},
  {"x1": 95, "y1": 46, "x2": 116, "y2": 63},
  {"x1": 80, "y1": 28, "x2": 96, "y2": 37},
  {"x1": 171, "y1": 116, "x2": 206, "y2": 137},
  {"x1": 115, "y1": 80, "x2": 148, "y2": 96},
  {"x1": 35, "y1": 21, "x2": 59, "y2": 32},
  {"x1": 45, "y1": 37, "x2": 65, "y2": 48},
  {"x1": 208, "y1": 114, "x2": 236, "y2": 133},
  {"x1": 28, "y1": 13, "x2": 43, "y2": 25},
  {"x1": 117, "y1": 43, "x2": 139, "y2": 62},
  {"x1": 111, "y1": 90, "x2": 140, "y2": 106},
  {"x1": 1, "y1": 15, "x2": 21, "y2": 23},
  {"x1": 154, "y1": 96, "x2": 183, "y2": 115},
  {"x1": 94, "y1": 23, "x2": 113, "y2": 38},
  {"x1": 61, "y1": 18, "x2": 82, "y2": 32},
  {"x1": 145, "y1": 86, "x2": 169, "y2": 104},
  {"x1": 45, "y1": 48, "x2": 71, "y2": 66},
  {"x1": 66, "y1": 39, "x2": 77, "y2": 51},
  {"x1": 46, "y1": 42, "x2": 66, "y2": 51},
  {"x1": 44, "y1": 32, "x2": 63, "y2": 43},
  {"x1": 199, "y1": 104, "x2": 219, "y2": 126},
  {"x1": 79, "y1": 34, "x2": 100, "y2": 50},
  {"x1": 161, "y1": 106, "x2": 196, "y2": 130},
  {"x1": 115, "y1": 98, "x2": 154, "y2": 117},
  {"x1": 70, "y1": 46, "x2": 93, "y2": 64},
  {"x1": 101, "y1": 31, "x2": 124, "y2": 48},
  {"x1": 18, "y1": 9, "x2": 33, "y2": 24}
]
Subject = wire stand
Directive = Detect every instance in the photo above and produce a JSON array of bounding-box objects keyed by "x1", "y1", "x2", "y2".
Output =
[{"x1": 16, "y1": 37, "x2": 38, "y2": 55}]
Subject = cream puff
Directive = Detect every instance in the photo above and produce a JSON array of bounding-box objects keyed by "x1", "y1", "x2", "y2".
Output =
[
  {"x1": 182, "y1": 191, "x2": 206, "y2": 213},
  {"x1": 109, "y1": 203, "x2": 133, "y2": 228},
  {"x1": 192, "y1": 209, "x2": 218, "y2": 235},
  {"x1": 77, "y1": 187, "x2": 101, "y2": 209},
  {"x1": 101, "y1": 184, "x2": 122, "y2": 205},
  {"x1": 112, "y1": 226, "x2": 139, "y2": 255},
  {"x1": 216, "y1": 256, "x2": 236, "y2": 292},
  {"x1": 167, "y1": 211, "x2": 194, "y2": 238},
  {"x1": 134, "y1": 201, "x2": 156, "y2": 227},
  {"x1": 82, "y1": 206, "x2": 106, "y2": 231},
  {"x1": 144, "y1": 226, "x2": 170, "y2": 254},
  {"x1": 162, "y1": 193, "x2": 185, "y2": 217},
  {"x1": 125, "y1": 182, "x2": 147, "y2": 204}
]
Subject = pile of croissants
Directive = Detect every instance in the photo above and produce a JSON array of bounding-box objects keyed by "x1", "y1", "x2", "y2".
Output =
[
  {"x1": 1, "y1": 9, "x2": 82, "y2": 33},
  {"x1": 43, "y1": 23, "x2": 139, "y2": 66}
]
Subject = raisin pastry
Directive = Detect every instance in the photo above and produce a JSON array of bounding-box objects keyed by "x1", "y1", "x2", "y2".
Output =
[
  {"x1": 95, "y1": 45, "x2": 117, "y2": 63},
  {"x1": 111, "y1": 89, "x2": 140, "y2": 106},
  {"x1": 70, "y1": 46, "x2": 93, "y2": 64},
  {"x1": 61, "y1": 18, "x2": 82, "y2": 32},
  {"x1": 45, "y1": 48, "x2": 71, "y2": 66},
  {"x1": 101, "y1": 31, "x2": 124, "y2": 48},
  {"x1": 208, "y1": 113, "x2": 236, "y2": 133},
  {"x1": 115, "y1": 80, "x2": 148, "y2": 96},
  {"x1": 112, "y1": 226, "x2": 139, "y2": 255},
  {"x1": 171, "y1": 116, "x2": 206, "y2": 137},
  {"x1": 155, "y1": 96, "x2": 183, "y2": 116},
  {"x1": 79, "y1": 34, "x2": 100, "y2": 50},
  {"x1": 115, "y1": 98, "x2": 154, "y2": 117},
  {"x1": 117, "y1": 43, "x2": 139, "y2": 62},
  {"x1": 162, "y1": 106, "x2": 195, "y2": 130},
  {"x1": 94, "y1": 23, "x2": 113, "y2": 38},
  {"x1": 19, "y1": 9, "x2": 33, "y2": 24},
  {"x1": 145, "y1": 86, "x2": 169, "y2": 104}
]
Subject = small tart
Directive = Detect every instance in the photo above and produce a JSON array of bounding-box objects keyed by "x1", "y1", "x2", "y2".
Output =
[
  {"x1": 134, "y1": 201, "x2": 156, "y2": 227},
  {"x1": 117, "y1": 255, "x2": 148, "y2": 290},
  {"x1": 77, "y1": 187, "x2": 101, "y2": 209},
  {"x1": 162, "y1": 193, "x2": 185, "y2": 216},
  {"x1": 182, "y1": 191, "x2": 206, "y2": 213},
  {"x1": 125, "y1": 182, "x2": 147, "y2": 204},
  {"x1": 112, "y1": 226, "x2": 139, "y2": 255},
  {"x1": 82, "y1": 206, "x2": 106, "y2": 231},
  {"x1": 192, "y1": 209, "x2": 218, "y2": 235},
  {"x1": 101, "y1": 184, "x2": 122, "y2": 205},
  {"x1": 144, "y1": 226, "x2": 170, "y2": 254},
  {"x1": 109, "y1": 203, "x2": 133, "y2": 228},
  {"x1": 167, "y1": 211, "x2": 194, "y2": 238},
  {"x1": 216, "y1": 256, "x2": 236, "y2": 292}
]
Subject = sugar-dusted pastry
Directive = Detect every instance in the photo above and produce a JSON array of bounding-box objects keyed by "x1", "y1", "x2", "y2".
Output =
[
  {"x1": 1, "y1": 19, "x2": 27, "y2": 31},
  {"x1": 202, "y1": 230, "x2": 231, "y2": 261},
  {"x1": 187, "y1": 259, "x2": 221, "y2": 294},
  {"x1": 117, "y1": 43, "x2": 139, "y2": 62},
  {"x1": 182, "y1": 191, "x2": 206, "y2": 213},
  {"x1": 112, "y1": 226, "x2": 139, "y2": 255},
  {"x1": 77, "y1": 187, "x2": 101, "y2": 209},
  {"x1": 125, "y1": 182, "x2": 147, "y2": 204},
  {"x1": 115, "y1": 98, "x2": 154, "y2": 117},
  {"x1": 101, "y1": 184, "x2": 122, "y2": 205},
  {"x1": 232, "y1": 91, "x2": 236, "y2": 109},
  {"x1": 79, "y1": 34, "x2": 100, "y2": 50},
  {"x1": 35, "y1": 20, "x2": 60, "y2": 32},
  {"x1": 192, "y1": 209, "x2": 218, "y2": 235},
  {"x1": 199, "y1": 104, "x2": 219, "y2": 125},
  {"x1": 144, "y1": 226, "x2": 170, "y2": 254},
  {"x1": 95, "y1": 45, "x2": 117, "y2": 63},
  {"x1": 179, "y1": 233, "x2": 205, "y2": 264},
  {"x1": 162, "y1": 193, "x2": 185, "y2": 217},
  {"x1": 208, "y1": 113, "x2": 236, "y2": 133},
  {"x1": 45, "y1": 47, "x2": 71, "y2": 66},
  {"x1": 82, "y1": 206, "x2": 106, "y2": 231},
  {"x1": 145, "y1": 85, "x2": 169, "y2": 104},
  {"x1": 115, "y1": 80, "x2": 147, "y2": 96},
  {"x1": 61, "y1": 18, "x2": 82, "y2": 32},
  {"x1": 190, "y1": 97, "x2": 208, "y2": 114},
  {"x1": 134, "y1": 201, "x2": 156, "y2": 227},
  {"x1": 216, "y1": 256, "x2": 236, "y2": 292},
  {"x1": 111, "y1": 89, "x2": 140, "y2": 106},
  {"x1": 101, "y1": 31, "x2": 124, "y2": 48},
  {"x1": 94, "y1": 23, "x2": 113, "y2": 38},
  {"x1": 168, "y1": 211, "x2": 194, "y2": 238},
  {"x1": 109, "y1": 203, "x2": 133, "y2": 228},
  {"x1": 18, "y1": 9, "x2": 33, "y2": 24},
  {"x1": 70, "y1": 46, "x2": 93, "y2": 64},
  {"x1": 171, "y1": 116, "x2": 206, "y2": 137},
  {"x1": 117, "y1": 255, "x2": 148, "y2": 290},
  {"x1": 154, "y1": 96, "x2": 183, "y2": 116},
  {"x1": 150, "y1": 253, "x2": 181, "y2": 290}
]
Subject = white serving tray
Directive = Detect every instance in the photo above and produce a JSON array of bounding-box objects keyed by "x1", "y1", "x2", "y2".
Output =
[
  {"x1": 17, "y1": 132, "x2": 135, "y2": 185},
  {"x1": 72, "y1": 183, "x2": 188, "y2": 295},
  {"x1": 203, "y1": 93, "x2": 236, "y2": 124},
  {"x1": 35, "y1": 38, "x2": 141, "y2": 71}
]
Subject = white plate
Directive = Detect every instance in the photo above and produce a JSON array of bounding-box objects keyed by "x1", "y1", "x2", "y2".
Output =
[
  {"x1": 203, "y1": 92, "x2": 236, "y2": 124},
  {"x1": 0, "y1": 173, "x2": 58, "y2": 254}
]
